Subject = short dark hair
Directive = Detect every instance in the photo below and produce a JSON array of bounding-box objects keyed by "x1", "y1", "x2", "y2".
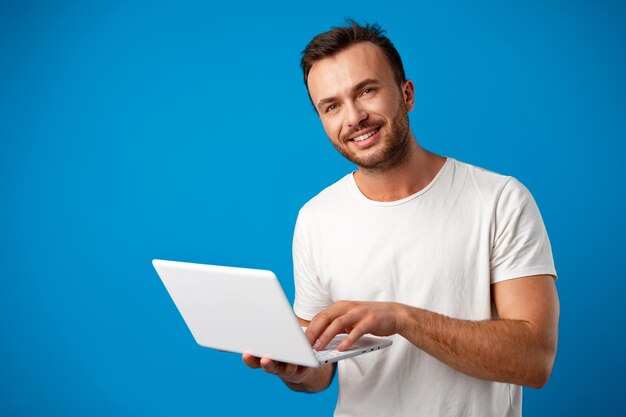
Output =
[{"x1": 300, "y1": 19, "x2": 406, "y2": 91}]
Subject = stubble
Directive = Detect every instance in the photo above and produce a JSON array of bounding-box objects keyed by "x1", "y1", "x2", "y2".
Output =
[{"x1": 332, "y1": 99, "x2": 412, "y2": 171}]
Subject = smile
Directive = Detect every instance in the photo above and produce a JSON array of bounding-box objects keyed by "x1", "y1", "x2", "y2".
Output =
[{"x1": 350, "y1": 127, "x2": 380, "y2": 142}]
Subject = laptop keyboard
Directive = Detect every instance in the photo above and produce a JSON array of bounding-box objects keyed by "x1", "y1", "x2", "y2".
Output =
[{"x1": 314, "y1": 338, "x2": 359, "y2": 362}]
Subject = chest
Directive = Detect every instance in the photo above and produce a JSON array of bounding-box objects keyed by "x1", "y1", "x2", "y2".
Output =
[{"x1": 310, "y1": 198, "x2": 495, "y2": 317}]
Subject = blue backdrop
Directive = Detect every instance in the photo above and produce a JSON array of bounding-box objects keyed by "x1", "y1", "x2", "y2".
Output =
[{"x1": 1, "y1": 1, "x2": 625, "y2": 415}]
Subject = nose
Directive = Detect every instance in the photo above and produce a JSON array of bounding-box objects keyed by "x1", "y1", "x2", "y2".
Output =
[{"x1": 345, "y1": 101, "x2": 367, "y2": 128}]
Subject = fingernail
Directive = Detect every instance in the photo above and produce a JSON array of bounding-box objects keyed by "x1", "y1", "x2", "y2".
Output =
[{"x1": 313, "y1": 340, "x2": 322, "y2": 350}]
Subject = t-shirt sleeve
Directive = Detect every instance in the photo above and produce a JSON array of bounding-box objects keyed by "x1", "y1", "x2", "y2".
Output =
[
  {"x1": 292, "y1": 209, "x2": 333, "y2": 321},
  {"x1": 490, "y1": 177, "x2": 557, "y2": 283}
]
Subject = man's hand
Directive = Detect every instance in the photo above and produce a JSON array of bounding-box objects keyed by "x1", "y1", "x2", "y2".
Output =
[
  {"x1": 305, "y1": 301, "x2": 405, "y2": 351},
  {"x1": 303, "y1": 275, "x2": 559, "y2": 388},
  {"x1": 241, "y1": 316, "x2": 337, "y2": 394},
  {"x1": 242, "y1": 353, "x2": 313, "y2": 385}
]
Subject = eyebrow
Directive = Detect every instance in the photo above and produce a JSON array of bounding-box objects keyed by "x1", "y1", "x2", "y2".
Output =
[{"x1": 316, "y1": 78, "x2": 381, "y2": 111}]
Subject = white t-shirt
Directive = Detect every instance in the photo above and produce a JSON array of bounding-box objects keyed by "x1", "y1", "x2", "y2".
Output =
[{"x1": 292, "y1": 158, "x2": 556, "y2": 417}]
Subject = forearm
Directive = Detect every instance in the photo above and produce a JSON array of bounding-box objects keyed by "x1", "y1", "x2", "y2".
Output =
[
  {"x1": 397, "y1": 305, "x2": 557, "y2": 388},
  {"x1": 282, "y1": 363, "x2": 336, "y2": 393}
]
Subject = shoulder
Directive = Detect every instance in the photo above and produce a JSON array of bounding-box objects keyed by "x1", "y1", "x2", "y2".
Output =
[
  {"x1": 297, "y1": 173, "x2": 354, "y2": 222},
  {"x1": 447, "y1": 158, "x2": 519, "y2": 202},
  {"x1": 449, "y1": 159, "x2": 542, "y2": 225}
]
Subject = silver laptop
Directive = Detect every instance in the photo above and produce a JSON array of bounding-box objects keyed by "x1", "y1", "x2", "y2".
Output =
[{"x1": 153, "y1": 259, "x2": 392, "y2": 367}]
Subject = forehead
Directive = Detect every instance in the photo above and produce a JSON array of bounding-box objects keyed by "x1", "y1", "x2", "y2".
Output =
[{"x1": 307, "y1": 42, "x2": 395, "y2": 102}]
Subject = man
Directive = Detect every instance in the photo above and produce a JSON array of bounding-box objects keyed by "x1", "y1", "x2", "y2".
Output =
[{"x1": 243, "y1": 21, "x2": 559, "y2": 417}]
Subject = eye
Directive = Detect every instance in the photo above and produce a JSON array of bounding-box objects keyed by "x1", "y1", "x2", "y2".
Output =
[
  {"x1": 325, "y1": 104, "x2": 338, "y2": 113},
  {"x1": 360, "y1": 87, "x2": 376, "y2": 97}
]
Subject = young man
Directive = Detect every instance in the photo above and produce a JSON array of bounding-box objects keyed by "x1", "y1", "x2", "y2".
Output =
[{"x1": 243, "y1": 21, "x2": 559, "y2": 416}]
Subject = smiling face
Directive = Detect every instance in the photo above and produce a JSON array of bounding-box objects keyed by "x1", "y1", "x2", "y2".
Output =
[{"x1": 307, "y1": 42, "x2": 415, "y2": 170}]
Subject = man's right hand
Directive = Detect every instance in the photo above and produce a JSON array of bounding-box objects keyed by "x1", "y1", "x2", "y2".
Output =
[
  {"x1": 241, "y1": 317, "x2": 336, "y2": 392},
  {"x1": 242, "y1": 352, "x2": 336, "y2": 393},
  {"x1": 241, "y1": 353, "x2": 313, "y2": 385}
]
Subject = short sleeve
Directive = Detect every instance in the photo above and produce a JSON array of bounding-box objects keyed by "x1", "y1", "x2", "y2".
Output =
[
  {"x1": 292, "y1": 209, "x2": 333, "y2": 321},
  {"x1": 490, "y1": 178, "x2": 557, "y2": 283}
]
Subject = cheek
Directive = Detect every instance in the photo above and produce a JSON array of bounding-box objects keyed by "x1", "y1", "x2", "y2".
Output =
[
  {"x1": 322, "y1": 118, "x2": 343, "y2": 142},
  {"x1": 371, "y1": 97, "x2": 398, "y2": 116},
  {"x1": 366, "y1": 90, "x2": 404, "y2": 116}
]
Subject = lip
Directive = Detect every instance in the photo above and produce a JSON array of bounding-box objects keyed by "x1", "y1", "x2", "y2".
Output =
[
  {"x1": 348, "y1": 126, "x2": 380, "y2": 141},
  {"x1": 348, "y1": 126, "x2": 381, "y2": 149}
]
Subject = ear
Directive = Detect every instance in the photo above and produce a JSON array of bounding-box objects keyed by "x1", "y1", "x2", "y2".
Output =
[{"x1": 402, "y1": 80, "x2": 415, "y2": 112}]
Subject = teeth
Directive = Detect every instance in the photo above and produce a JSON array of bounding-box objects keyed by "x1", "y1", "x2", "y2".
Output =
[{"x1": 353, "y1": 128, "x2": 378, "y2": 142}]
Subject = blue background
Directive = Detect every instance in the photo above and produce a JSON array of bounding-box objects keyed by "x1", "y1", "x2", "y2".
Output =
[{"x1": 1, "y1": 0, "x2": 625, "y2": 415}]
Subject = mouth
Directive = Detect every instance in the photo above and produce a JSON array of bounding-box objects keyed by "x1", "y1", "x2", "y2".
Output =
[
  {"x1": 346, "y1": 126, "x2": 382, "y2": 150},
  {"x1": 348, "y1": 127, "x2": 381, "y2": 142}
]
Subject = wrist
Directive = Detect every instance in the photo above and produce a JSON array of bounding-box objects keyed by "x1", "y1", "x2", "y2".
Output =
[
  {"x1": 282, "y1": 365, "x2": 331, "y2": 393},
  {"x1": 394, "y1": 302, "x2": 412, "y2": 336}
]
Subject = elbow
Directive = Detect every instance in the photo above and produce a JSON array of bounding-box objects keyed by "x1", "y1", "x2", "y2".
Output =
[
  {"x1": 523, "y1": 327, "x2": 558, "y2": 389},
  {"x1": 526, "y1": 366, "x2": 552, "y2": 389},
  {"x1": 525, "y1": 349, "x2": 556, "y2": 389}
]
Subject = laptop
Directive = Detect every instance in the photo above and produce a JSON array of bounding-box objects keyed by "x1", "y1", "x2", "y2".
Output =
[{"x1": 153, "y1": 259, "x2": 392, "y2": 367}]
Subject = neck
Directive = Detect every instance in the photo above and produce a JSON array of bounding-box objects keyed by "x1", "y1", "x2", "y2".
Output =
[{"x1": 353, "y1": 136, "x2": 447, "y2": 202}]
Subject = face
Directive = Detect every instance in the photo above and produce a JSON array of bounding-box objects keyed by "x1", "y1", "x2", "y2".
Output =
[{"x1": 307, "y1": 42, "x2": 415, "y2": 170}]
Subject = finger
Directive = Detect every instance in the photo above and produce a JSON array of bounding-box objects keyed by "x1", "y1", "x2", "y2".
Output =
[
  {"x1": 305, "y1": 314, "x2": 332, "y2": 346},
  {"x1": 306, "y1": 301, "x2": 352, "y2": 346},
  {"x1": 282, "y1": 362, "x2": 299, "y2": 377},
  {"x1": 276, "y1": 362, "x2": 309, "y2": 384},
  {"x1": 260, "y1": 357, "x2": 284, "y2": 375},
  {"x1": 315, "y1": 309, "x2": 361, "y2": 351},
  {"x1": 242, "y1": 353, "x2": 262, "y2": 368},
  {"x1": 337, "y1": 325, "x2": 368, "y2": 351}
]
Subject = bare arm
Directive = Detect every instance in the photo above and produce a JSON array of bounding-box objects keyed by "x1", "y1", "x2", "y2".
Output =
[
  {"x1": 242, "y1": 317, "x2": 336, "y2": 393},
  {"x1": 306, "y1": 275, "x2": 559, "y2": 389}
]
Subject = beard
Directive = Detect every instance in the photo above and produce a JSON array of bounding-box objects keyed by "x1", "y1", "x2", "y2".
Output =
[{"x1": 331, "y1": 101, "x2": 412, "y2": 171}]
